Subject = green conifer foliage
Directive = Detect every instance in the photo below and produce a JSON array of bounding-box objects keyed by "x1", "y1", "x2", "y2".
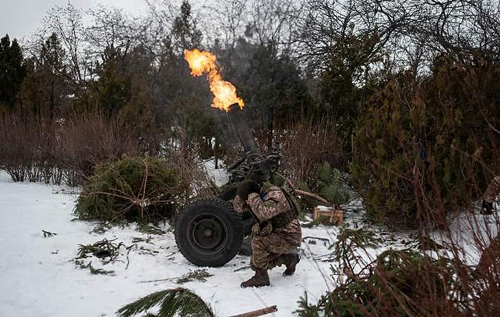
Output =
[
  {"x1": 296, "y1": 249, "x2": 461, "y2": 317},
  {"x1": 75, "y1": 157, "x2": 190, "y2": 223},
  {"x1": 17, "y1": 33, "x2": 69, "y2": 117},
  {"x1": 351, "y1": 56, "x2": 500, "y2": 227},
  {"x1": 172, "y1": 1, "x2": 202, "y2": 53},
  {"x1": 117, "y1": 288, "x2": 214, "y2": 317},
  {"x1": 317, "y1": 162, "x2": 350, "y2": 207},
  {"x1": 0, "y1": 34, "x2": 26, "y2": 110},
  {"x1": 239, "y1": 44, "x2": 313, "y2": 131},
  {"x1": 71, "y1": 47, "x2": 131, "y2": 116},
  {"x1": 317, "y1": 28, "x2": 382, "y2": 157}
]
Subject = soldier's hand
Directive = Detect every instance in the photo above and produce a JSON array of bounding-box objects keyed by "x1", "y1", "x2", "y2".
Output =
[
  {"x1": 237, "y1": 179, "x2": 260, "y2": 201},
  {"x1": 481, "y1": 200, "x2": 493, "y2": 215},
  {"x1": 248, "y1": 179, "x2": 260, "y2": 195}
]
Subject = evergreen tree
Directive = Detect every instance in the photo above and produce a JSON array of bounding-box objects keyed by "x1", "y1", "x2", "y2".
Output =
[
  {"x1": 238, "y1": 43, "x2": 312, "y2": 133},
  {"x1": 0, "y1": 34, "x2": 26, "y2": 110},
  {"x1": 172, "y1": 1, "x2": 202, "y2": 53},
  {"x1": 18, "y1": 33, "x2": 69, "y2": 117},
  {"x1": 92, "y1": 49, "x2": 132, "y2": 116},
  {"x1": 153, "y1": 0, "x2": 225, "y2": 158},
  {"x1": 317, "y1": 28, "x2": 382, "y2": 156},
  {"x1": 351, "y1": 56, "x2": 500, "y2": 227},
  {"x1": 70, "y1": 46, "x2": 131, "y2": 117}
]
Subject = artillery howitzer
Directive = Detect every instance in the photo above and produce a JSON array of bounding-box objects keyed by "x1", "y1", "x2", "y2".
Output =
[{"x1": 175, "y1": 103, "x2": 281, "y2": 267}]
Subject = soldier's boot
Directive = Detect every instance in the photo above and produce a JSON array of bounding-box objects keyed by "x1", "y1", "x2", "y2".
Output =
[
  {"x1": 240, "y1": 268, "x2": 270, "y2": 288},
  {"x1": 283, "y1": 253, "x2": 300, "y2": 276}
]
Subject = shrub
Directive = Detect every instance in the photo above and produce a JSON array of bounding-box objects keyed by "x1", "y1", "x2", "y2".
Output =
[
  {"x1": 0, "y1": 113, "x2": 145, "y2": 186},
  {"x1": 56, "y1": 113, "x2": 140, "y2": 186},
  {"x1": 297, "y1": 225, "x2": 500, "y2": 317},
  {"x1": 278, "y1": 120, "x2": 347, "y2": 190},
  {"x1": 297, "y1": 249, "x2": 465, "y2": 317},
  {"x1": 0, "y1": 114, "x2": 60, "y2": 183},
  {"x1": 75, "y1": 156, "x2": 190, "y2": 223},
  {"x1": 316, "y1": 162, "x2": 350, "y2": 206},
  {"x1": 351, "y1": 56, "x2": 500, "y2": 227}
]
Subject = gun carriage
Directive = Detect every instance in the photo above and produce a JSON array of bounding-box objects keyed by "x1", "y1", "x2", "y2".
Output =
[{"x1": 175, "y1": 103, "x2": 280, "y2": 267}]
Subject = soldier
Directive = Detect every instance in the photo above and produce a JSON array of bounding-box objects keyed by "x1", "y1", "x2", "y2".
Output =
[
  {"x1": 233, "y1": 179, "x2": 302, "y2": 288},
  {"x1": 481, "y1": 175, "x2": 500, "y2": 214}
]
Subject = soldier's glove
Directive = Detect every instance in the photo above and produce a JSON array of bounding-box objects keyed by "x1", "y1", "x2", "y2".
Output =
[
  {"x1": 237, "y1": 179, "x2": 260, "y2": 201},
  {"x1": 259, "y1": 221, "x2": 273, "y2": 235},
  {"x1": 481, "y1": 200, "x2": 493, "y2": 215}
]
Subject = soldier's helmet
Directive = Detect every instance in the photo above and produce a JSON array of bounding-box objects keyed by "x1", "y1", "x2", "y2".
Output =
[{"x1": 249, "y1": 160, "x2": 270, "y2": 184}]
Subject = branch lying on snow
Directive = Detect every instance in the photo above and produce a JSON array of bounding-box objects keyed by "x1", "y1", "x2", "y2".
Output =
[
  {"x1": 117, "y1": 287, "x2": 276, "y2": 317},
  {"x1": 229, "y1": 305, "x2": 278, "y2": 317},
  {"x1": 42, "y1": 230, "x2": 57, "y2": 238},
  {"x1": 117, "y1": 287, "x2": 215, "y2": 317},
  {"x1": 137, "y1": 269, "x2": 213, "y2": 284},
  {"x1": 233, "y1": 265, "x2": 251, "y2": 272},
  {"x1": 302, "y1": 235, "x2": 332, "y2": 247}
]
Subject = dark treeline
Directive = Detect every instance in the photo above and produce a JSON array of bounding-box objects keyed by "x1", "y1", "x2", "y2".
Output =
[{"x1": 0, "y1": 0, "x2": 499, "y2": 225}]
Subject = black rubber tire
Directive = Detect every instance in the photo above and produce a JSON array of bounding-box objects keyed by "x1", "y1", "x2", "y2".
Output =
[
  {"x1": 218, "y1": 184, "x2": 255, "y2": 236},
  {"x1": 175, "y1": 197, "x2": 244, "y2": 267}
]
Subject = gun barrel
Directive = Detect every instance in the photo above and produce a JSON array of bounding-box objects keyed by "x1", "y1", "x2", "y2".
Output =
[{"x1": 227, "y1": 103, "x2": 260, "y2": 153}]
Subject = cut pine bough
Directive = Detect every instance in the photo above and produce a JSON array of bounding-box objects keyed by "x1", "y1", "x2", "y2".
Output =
[{"x1": 116, "y1": 287, "x2": 277, "y2": 317}]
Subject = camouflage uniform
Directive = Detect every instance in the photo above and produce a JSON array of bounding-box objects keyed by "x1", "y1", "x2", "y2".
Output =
[
  {"x1": 233, "y1": 183, "x2": 302, "y2": 270},
  {"x1": 484, "y1": 176, "x2": 500, "y2": 204}
]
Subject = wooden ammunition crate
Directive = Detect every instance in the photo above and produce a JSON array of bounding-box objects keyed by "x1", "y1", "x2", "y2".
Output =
[{"x1": 313, "y1": 206, "x2": 344, "y2": 225}]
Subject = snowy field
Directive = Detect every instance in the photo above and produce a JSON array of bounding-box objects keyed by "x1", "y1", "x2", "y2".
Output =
[
  {"x1": 0, "y1": 170, "x2": 497, "y2": 317},
  {"x1": 0, "y1": 171, "x2": 341, "y2": 317}
]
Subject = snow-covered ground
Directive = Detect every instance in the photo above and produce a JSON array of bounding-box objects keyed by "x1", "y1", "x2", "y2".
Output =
[
  {"x1": 0, "y1": 170, "x2": 497, "y2": 317},
  {"x1": 0, "y1": 171, "x2": 340, "y2": 317}
]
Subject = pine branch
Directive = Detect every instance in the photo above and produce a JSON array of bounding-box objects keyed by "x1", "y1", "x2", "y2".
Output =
[{"x1": 116, "y1": 288, "x2": 215, "y2": 317}]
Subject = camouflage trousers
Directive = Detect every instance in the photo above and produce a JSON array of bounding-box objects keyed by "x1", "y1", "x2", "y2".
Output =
[
  {"x1": 251, "y1": 231, "x2": 299, "y2": 270},
  {"x1": 484, "y1": 176, "x2": 500, "y2": 203}
]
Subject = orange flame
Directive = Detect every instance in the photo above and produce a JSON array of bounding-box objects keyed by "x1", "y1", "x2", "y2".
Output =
[{"x1": 184, "y1": 49, "x2": 244, "y2": 111}]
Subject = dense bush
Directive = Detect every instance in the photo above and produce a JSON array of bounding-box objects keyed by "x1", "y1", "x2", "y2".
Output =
[
  {"x1": 0, "y1": 113, "x2": 154, "y2": 186},
  {"x1": 277, "y1": 121, "x2": 347, "y2": 190},
  {"x1": 56, "y1": 114, "x2": 141, "y2": 185},
  {"x1": 297, "y1": 249, "x2": 467, "y2": 317},
  {"x1": 351, "y1": 56, "x2": 500, "y2": 227},
  {"x1": 299, "y1": 162, "x2": 351, "y2": 208},
  {"x1": 297, "y1": 225, "x2": 500, "y2": 317},
  {"x1": 75, "y1": 156, "x2": 190, "y2": 223},
  {"x1": 0, "y1": 114, "x2": 60, "y2": 183}
]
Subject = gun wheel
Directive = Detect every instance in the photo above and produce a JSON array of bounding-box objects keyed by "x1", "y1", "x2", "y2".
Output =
[{"x1": 175, "y1": 197, "x2": 244, "y2": 267}]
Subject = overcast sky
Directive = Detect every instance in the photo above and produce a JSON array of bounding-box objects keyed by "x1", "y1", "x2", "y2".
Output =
[{"x1": 0, "y1": 0, "x2": 150, "y2": 41}]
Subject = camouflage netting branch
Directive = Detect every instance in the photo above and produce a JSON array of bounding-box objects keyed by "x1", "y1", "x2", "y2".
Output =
[
  {"x1": 75, "y1": 156, "x2": 191, "y2": 223},
  {"x1": 76, "y1": 238, "x2": 125, "y2": 264},
  {"x1": 117, "y1": 287, "x2": 215, "y2": 317}
]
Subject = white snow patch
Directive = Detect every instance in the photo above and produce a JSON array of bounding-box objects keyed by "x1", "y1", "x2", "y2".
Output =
[
  {"x1": 431, "y1": 207, "x2": 500, "y2": 266},
  {"x1": 315, "y1": 205, "x2": 331, "y2": 210},
  {"x1": 1, "y1": 170, "x2": 496, "y2": 317},
  {"x1": 0, "y1": 172, "x2": 336, "y2": 317},
  {"x1": 202, "y1": 159, "x2": 229, "y2": 187}
]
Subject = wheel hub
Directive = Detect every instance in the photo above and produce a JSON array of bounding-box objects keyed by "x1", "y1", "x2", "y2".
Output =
[
  {"x1": 189, "y1": 213, "x2": 229, "y2": 255},
  {"x1": 204, "y1": 228, "x2": 213, "y2": 237}
]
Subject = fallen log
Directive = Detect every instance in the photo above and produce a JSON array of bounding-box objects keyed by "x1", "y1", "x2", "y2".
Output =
[
  {"x1": 294, "y1": 189, "x2": 332, "y2": 207},
  {"x1": 275, "y1": 172, "x2": 332, "y2": 207},
  {"x1": 229, "y1": 305, "x2": 278, "y2": 317}
]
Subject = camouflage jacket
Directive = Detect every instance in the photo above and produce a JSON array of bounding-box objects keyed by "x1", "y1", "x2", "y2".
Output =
[{"x1": 233, "y1": 183, "x2": 302, "y2": 245}]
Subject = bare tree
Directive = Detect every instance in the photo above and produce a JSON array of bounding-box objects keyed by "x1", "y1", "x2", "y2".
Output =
[{"x1": 83, "y1": 5, "x2": 138, "y2": 63}]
